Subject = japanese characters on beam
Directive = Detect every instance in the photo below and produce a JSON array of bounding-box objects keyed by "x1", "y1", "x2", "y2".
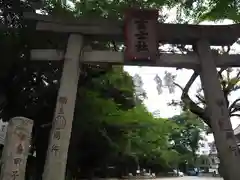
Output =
[
  {"x1": 0, "y1": 119, "x2": 8, "y2": 145},
  {"x1": 124, "y1": 8, "x2": 158, "y2": 62}
]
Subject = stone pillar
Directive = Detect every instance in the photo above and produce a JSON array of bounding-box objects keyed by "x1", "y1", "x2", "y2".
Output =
[
  {"x1": 197, "y1": 39, "x2": 240, "y2": 180},
  {"x1": 42, "y1": 34, "x2": 83, "y2": 180},
  {"x1": 0, "y1": 117, "x2": 33, "y2": 180}
]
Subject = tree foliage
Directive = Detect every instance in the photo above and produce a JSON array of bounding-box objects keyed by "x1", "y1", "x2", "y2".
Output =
[
  {"x1": 169, "y1": 112, "x2": 205, "y2": 166},
  {"x1": 171, "y1": 0, "x2": 240, "y2": 23},
  {"x1": 153, "y1": 44, "x2": 240, "y2": 130}
]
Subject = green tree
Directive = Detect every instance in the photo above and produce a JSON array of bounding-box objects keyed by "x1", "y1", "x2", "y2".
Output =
[
  {"x1": 67, "y1": 90, "x2": 181, "y2": 178},
  {"x1": 169, "y1": 112, "x2": 205, "y2": 168},
  {"x1": 170, "y1": 0, "x2": 240, "y2": 23},
  {"x1": 125, "y1": 106, "x2": 178, "y2": 172}
]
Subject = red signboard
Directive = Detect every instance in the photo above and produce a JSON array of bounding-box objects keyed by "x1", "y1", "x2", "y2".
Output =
[{"x1": 124, "y1": 8, "x2": 158, "y2": 62}]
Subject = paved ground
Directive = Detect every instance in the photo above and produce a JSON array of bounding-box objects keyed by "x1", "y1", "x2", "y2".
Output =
[{"x1": 158, "y1": 177, "x2": 222, "y2": 180}]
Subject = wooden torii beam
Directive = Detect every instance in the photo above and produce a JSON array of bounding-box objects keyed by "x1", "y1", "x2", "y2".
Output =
[
  {"x1": 23, "y1": 12, "x2": 240, "y2": 46},
  {"x1": 22, "y1": 12, "x2": 240, "y2": 180}
]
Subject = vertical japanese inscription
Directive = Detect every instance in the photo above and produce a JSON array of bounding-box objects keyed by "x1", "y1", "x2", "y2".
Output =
[
  {"x1": 134, "y1": 19, "x2": 149, "y2": 53},
  {"x1": 216, "y1": 99, "x2": 229, "y2": 131},
  {"x1": 11, "y1": 170, "x2": 19, "y2": 180},
  {"x1": 16, "y1": 144, "x2": 24, "y2": 154},
  {"x1": 51, "y1": 96, "x2": 68, "y2": 156},
  {"x1": 216, "y1": 98, "x2": 238, "y2": 156},
  {"x1": 58, "y1": 96, "x2": 67, "y2": 115},
  {"x1": 54, "y1": 116, "x2": 66, "y2": 130},
  {"x1": 13, "y1": 158, "x2": 22, "y2": 166},
  {"x1": 53, "y1": 96, "x2": 68, "y2": 132},
  {"x1": 51, "y1": 144, "x2": 60, "y2": 156},
  {"x1": 17, "y1": 132, "x2": 26, "y2": 141},
  {"x1": 53, "y1": 131, "x2": 60, "y2": 140},
  {"x1": 229, "y1": 145, "x2": 240, "y2": 156},
  {"x1": 125, "y1": 8, "x2": 158, "y2": 61}
]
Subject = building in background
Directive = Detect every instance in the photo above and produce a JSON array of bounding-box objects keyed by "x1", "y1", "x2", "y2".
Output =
[
  {"x1": 234, "y1": 125, "x2": 240, "y2": 147},
  {"x1": 195, "y1": 139, "x2": 211, "y2": 172},
  {"x1": 205, "y1": 126, "x2": 240, "y2": 175},
  {"x1": 197, "y1": 140, "x2": 211, "y2": 155},
  {"x1": 0, "y1": 119, "x2": 8, "y2": 145},
  {"x1": 208, "y1": 142, "x2": 219, "y2": 174}
]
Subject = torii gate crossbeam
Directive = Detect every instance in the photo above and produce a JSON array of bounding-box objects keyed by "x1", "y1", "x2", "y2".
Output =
[
  {"x1": 30, "y1": 49, "x2": 240, "y2": 69},
  {"x1": 23, "y1": 12, "x2": 240, "y2": 46}
]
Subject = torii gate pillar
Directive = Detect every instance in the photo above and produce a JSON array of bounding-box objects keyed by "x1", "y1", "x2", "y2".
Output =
[
  {"x1": 42, "y1": 34, "x2": 83, "y2": 180},
  {"x1": 197, "y1": 39, "x2": 240, "y2": 180}
]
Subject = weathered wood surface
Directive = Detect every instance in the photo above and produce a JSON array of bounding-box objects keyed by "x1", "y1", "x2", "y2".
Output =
[
  {"x1": 31, "y1": 49, "x2": 240, "y2": 69},
  {"x1": 23, "y1": 12, "x2": 240, "y2": 46},
  {"x1": 0, "y1": 117, "x2": 33, "y2": 180}
]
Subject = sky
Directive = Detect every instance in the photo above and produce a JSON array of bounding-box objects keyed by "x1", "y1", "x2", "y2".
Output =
[{"x1": 124, "y1": 9, "x2": 240, "y2": 143}]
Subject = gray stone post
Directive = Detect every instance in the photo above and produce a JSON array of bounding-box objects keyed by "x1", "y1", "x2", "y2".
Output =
[
  {"x1": 0, "y1": 117, "x2": 33, "y2": 180},
  {"x1": 42, "y1": 34, "x2": 83, "y2": 180},
  {"x1": 197, "y1": 39, "x2": 240, "y2": 180}
]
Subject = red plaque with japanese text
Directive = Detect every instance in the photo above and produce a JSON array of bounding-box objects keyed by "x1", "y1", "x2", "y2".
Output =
[{"x1": 124, "y1": 8, "x2": 158, "y2": 62}]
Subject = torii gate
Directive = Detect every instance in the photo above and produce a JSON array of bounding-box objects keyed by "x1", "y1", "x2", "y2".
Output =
[{"x1": 24, "y1": 9, "x2": 240, "y2": 180}]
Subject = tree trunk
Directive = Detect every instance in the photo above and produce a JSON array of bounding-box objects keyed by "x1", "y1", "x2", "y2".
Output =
[{"x1": 196, "y1": 39, "x2": 240, "y2": 180}]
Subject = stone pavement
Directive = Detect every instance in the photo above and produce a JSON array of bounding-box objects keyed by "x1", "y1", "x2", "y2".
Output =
[{"x1": 158, "y1": 176, "x2": 222, "y2": 180}]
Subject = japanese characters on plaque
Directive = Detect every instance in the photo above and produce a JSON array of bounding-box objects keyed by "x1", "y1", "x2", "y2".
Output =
[
  {"x1": 124, "y1": 8, "x2": 158, "y2": 61},
  {"x1": 51, "y1": 96, "x2": 68, "y2": 156}
]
